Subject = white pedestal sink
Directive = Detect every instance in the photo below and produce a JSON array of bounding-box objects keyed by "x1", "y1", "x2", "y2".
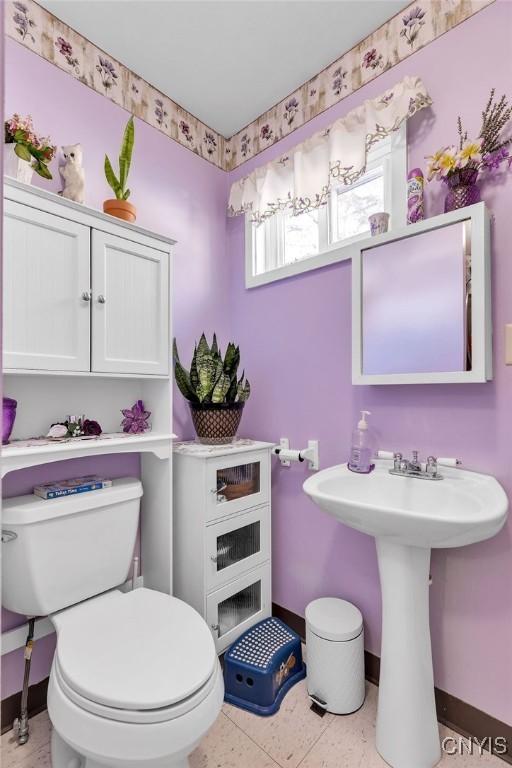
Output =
[{"x1": 303, "y1": 459, "x2": 507, "y2": 768}]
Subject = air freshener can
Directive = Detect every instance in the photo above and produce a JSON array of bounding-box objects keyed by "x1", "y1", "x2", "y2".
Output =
[{"x1": 407, "y1": 168, "x2": 425, "y2": 223}]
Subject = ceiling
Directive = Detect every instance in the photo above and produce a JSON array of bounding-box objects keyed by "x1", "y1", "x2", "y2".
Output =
[{"x1": 39, "y1": 0, "x2": 409, "y2": 137}]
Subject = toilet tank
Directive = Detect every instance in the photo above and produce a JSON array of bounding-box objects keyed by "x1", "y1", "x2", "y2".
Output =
[{"x1": 2, "y1": 478, "x2": 142, "y2": 616}]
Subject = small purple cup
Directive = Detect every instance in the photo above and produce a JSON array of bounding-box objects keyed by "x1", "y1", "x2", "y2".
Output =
[{"x1": 3, "y1": 397, "x2": 17, "y2": 444}]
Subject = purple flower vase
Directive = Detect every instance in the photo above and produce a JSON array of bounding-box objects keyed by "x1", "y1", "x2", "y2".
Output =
[
  {"x1": 2, "y1": 397, "x2": 17, "y2": 444},
  {"x1": 444, "y1": 168, "x2": 481, "y2": 213}
]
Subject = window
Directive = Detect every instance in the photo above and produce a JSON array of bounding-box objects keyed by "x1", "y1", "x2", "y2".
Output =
[{"x1": 245, "y1": 124, "x2": 407, "y2": 288}]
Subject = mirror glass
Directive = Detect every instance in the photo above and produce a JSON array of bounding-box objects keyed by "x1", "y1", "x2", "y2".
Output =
[{"x1": 361, "y1": 220, "x2": 471, "y2": 376}]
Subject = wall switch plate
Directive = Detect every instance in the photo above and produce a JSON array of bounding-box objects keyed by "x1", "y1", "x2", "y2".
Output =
[{"x1": 506, "y1": 325, "x2": 512, "y2": 365}]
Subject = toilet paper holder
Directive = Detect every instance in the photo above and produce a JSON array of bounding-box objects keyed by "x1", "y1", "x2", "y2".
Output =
[{"x1": 272, "y1": 438, "x2": 319, "y2": 470}]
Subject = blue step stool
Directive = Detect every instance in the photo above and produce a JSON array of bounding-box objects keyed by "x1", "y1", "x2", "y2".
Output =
[{"x1": 224, "y1": 617, "x2": 306, "y2": 716}]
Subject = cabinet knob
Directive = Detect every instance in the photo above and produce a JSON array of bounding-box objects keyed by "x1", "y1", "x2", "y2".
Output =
[
  {"x1": 97, "y1": 294, "x2": 106, "y2": 304},
  {"x1": 210, "y1": 483, "x2": 227, "y2": 495},
  {"x1": 81, "y1": 291, "x2": 91, "y2": 302}
]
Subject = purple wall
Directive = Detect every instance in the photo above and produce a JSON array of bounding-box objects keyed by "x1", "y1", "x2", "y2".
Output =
[
  {"x1": 227, "y1": 1, "x2": 512, "y2": 725},
  {"x1": 2, "y1": 0, "x2": 512, "y2": 728},
  {"x1": 2, "y1": 37, "x2": 230, "y2": 698}
]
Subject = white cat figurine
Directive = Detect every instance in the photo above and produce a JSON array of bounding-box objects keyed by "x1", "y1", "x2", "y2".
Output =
[{"x1": 59, "y1": 144, "x2": 85, "y2": 203}]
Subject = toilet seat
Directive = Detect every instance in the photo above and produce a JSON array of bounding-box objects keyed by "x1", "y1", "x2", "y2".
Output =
[
  {"x1": 52, "y1": 588, "x2": 217, "y2": 716},
  {"x1": 52, "y1": 655, "x2": 221, "y2": 724}
]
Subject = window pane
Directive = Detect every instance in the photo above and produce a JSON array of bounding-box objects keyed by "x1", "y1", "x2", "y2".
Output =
[
  {"x1": 283, "y1": 209, "x2": 319, "y2": 264},
  {"x1": 253, "y1": 221, "x2": 267, "y2": 275},
  {"x1": 335, "y1": 171, "x2": 384, "y2": 242}
]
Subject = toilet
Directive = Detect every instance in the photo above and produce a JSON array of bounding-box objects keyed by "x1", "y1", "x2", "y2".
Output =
[{"x1": 2, "y1": 478, "x2": 224, "y2": 768}]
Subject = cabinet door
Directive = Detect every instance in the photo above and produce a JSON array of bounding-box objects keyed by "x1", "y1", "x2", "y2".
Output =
[
  {"x1": 206, "y1": 506, "x2": 271, "y2": 592},
  {"x1": 206, "y1": 565, "x2": 271, "y2": 653},
  {"x1": 91, "y1": 231, "x2": 169, "y2": 375},
  {"x1": 3, "y1": 200, "x2": 91, "y2": 371},
  {"x1": 205, "y1": 450, "x2": 270, "y2": 522}
]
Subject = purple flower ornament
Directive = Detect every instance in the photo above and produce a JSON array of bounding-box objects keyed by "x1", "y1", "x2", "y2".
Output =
[{"x1": 121, "y1": 400, "x2": 151, "y2": 434}]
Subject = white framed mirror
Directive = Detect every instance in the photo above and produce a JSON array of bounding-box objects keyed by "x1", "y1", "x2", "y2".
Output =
[{"x1": 352, "y1": 202, "x2": 491, "y2": 385}]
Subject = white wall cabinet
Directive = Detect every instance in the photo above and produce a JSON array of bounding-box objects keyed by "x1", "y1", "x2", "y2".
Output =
[
  {"x1": 92, "y1": 231, "x2": 169, "y2": 375},
  {"x1": 3, "y1": 178, "x2": 177, "y2": 617},
  {"x1": 173, "y1": 440, "x2": 273, "y2": 653},
  {"x1": 3, "y1": 181, "x2": 171, "y2": 376},
  {"x1": 4, "y1": 200, "x2": 91, "y2": 371}
]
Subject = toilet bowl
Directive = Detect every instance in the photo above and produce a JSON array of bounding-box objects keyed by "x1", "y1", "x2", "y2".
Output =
[{"x1": 47, "y1": 588, "x2": 224, "y2": 768}]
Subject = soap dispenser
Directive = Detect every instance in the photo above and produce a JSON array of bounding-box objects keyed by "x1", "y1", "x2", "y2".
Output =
[{"x1": 348, "y1": 410, "x2": 374, "y2": 474}]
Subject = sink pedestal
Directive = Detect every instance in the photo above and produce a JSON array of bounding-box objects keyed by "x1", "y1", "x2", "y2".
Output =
[
  {"x1": 304, "y1": 460, "x2": 508, "y2": 767},
  {"x1": 376, "y1": 539, "x2": 441, "y2": 768}
]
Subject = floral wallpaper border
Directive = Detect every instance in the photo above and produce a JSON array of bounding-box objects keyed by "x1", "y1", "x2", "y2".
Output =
[
  {"x1": 224, "y1": 0, "x2": 495, "y2": 170},
  {"x1": 5, "y1": 0, "x2": 225, "y2": 168},
  {"x1": 5, "y1": 0, "x2": 494, "y2": 172}
]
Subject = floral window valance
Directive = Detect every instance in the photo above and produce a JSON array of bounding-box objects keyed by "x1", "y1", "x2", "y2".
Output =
[{"x1": 228, "y1": 76, "x2": 432, "y2": 224}]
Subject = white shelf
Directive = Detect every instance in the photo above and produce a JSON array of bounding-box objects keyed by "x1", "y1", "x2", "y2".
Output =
[
  {"x1": 173, "y1": 439, "x2": 275, "y2": 458},
  {"x1": 1, "y1": 432, "x2": 176, "y2": 477},
  {"x1": 4, "y1": 177, "x2": 176, "y2": 249},
  {"x1": 4, "y1": 368, "x2": 170, "y2": 380}
]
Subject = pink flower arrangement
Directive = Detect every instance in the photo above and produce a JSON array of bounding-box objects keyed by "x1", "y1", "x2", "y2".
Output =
[{"x1": 4, "y1": 113, "x2": 56, "y2": 179}]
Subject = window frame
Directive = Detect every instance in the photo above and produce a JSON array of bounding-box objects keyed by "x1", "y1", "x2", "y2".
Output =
[{"x1": 245, "y1": 122, "x2": 407, "y2": 289}]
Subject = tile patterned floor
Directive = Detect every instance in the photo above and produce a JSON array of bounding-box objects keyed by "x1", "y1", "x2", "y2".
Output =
[{"x1": 1, "y1": 680, "x2": 505, "y2": 768}]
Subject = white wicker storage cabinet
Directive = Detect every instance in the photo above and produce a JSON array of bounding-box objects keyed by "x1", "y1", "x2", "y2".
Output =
[{"x1": 173, "y1": 440, "x2": 273, "y2": 653}]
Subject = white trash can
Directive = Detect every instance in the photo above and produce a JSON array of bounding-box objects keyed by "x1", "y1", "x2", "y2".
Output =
[{"x1": 306, "y1": 597, "x2": 365, "y2": 714}]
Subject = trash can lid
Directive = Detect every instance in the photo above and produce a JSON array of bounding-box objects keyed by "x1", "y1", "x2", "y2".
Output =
[{"x1": 306, "y1": 597, "x2": 363, "y2": 642}]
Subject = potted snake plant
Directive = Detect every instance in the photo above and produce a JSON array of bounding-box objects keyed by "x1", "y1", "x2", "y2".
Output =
[
  {"x1": 173, "y1": 334, "x2": 251, "y2": 444},
  {"x1": 103, "y1": 115, "x2": 136, "y2": 222}
]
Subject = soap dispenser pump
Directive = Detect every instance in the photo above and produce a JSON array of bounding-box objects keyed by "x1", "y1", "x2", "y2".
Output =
[{"x1": 348, "y1": 410, "x2": 374, "y2": 474}]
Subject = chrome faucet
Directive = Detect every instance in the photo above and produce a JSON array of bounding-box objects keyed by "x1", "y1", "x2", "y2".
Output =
[
  {"x1": 378, "y1": 451, "x2": 462, "y2": 480},
  {"x1": 389, "y1": 451, "x2": 443, "y2": 481}
]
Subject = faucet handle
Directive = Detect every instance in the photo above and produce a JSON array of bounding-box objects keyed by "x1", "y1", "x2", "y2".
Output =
[
  {"x1": 426, "y1": 456, "x2": 438, "y2": 475},
  {"x1": 376, "y1": 450, "x2": 403, "y2": 471}
]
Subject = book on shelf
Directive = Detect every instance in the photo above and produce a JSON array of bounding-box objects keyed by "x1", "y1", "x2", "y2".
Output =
[{"x1": 34, "y1": 475, "x2": 113, "y2": 500}]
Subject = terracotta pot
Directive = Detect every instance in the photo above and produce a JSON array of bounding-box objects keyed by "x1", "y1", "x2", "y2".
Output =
[{"x1": 103, "y1": 198, "x2": 137, "y2": 222}]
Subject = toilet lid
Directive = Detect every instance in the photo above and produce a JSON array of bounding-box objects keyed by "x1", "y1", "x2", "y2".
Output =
[{"x1": 53, "y1": 588, "x2": 216, "y2": 711}]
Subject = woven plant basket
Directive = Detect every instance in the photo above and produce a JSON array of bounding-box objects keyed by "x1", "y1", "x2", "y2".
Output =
[{"x1": 189, "y1": 401, "x2": 245, "y2": 445}]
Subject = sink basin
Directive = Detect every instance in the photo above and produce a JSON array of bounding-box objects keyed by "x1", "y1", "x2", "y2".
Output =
[
  {"x1": 303, "y1": 459, "x2": 508, "y2": 548},
  {"x1": 303, "y1": 459, "x2": 508, "y2": 768}
]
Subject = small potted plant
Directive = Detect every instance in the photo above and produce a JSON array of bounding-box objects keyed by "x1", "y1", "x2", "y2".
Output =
[
  {"x1": 4, "y1": 114, "x2": 56, "y2": 183},
  {"x1": 426, "y1": 89, "x2": 512, "y2": 212},
  {"x1": 103, "y1": 115, "x2": 136, "y2": 222},
  {"x1": 173, "y1": 334, "x2": 251, "y2": 445}
]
